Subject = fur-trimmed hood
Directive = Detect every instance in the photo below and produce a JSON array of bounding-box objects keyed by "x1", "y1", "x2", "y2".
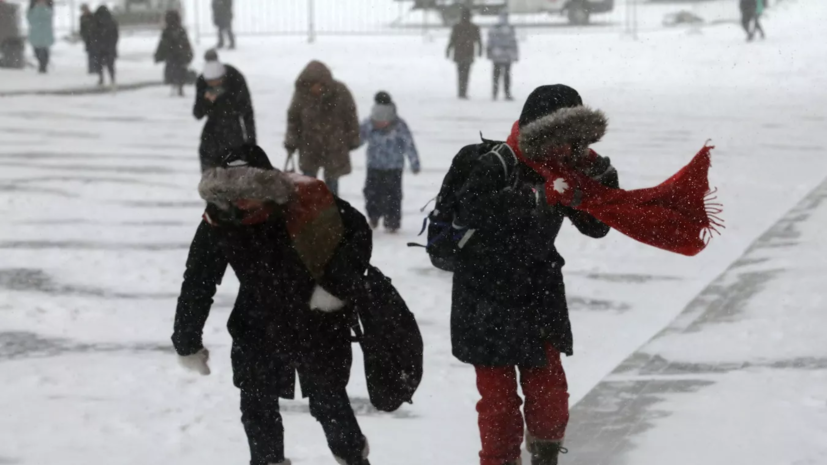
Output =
[
  {"x1": 518, "y1": 106, "x2": 608, "y2": 160},
  {"x1": 198, "y1": 166, "x2": 295, "y2": 209}
]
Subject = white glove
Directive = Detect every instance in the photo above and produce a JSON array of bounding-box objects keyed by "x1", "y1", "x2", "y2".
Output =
[
  {"x1": 309, "y1": 285, "x2": 345, "y2": 312},
  {"x1": 178, "y1": 348, "x2": 211, "y2": 376}
]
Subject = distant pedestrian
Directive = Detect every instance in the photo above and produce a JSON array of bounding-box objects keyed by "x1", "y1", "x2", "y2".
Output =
[
  {"x1": 285, "y1": 61, "x2": 360, "y2": 196},
  {"x1": 487, "y1": 12, "x2": 518, "y2": 101},
  {"x1": 740, "y1": 0, "x2": 766, "y2": 41},
  {"x1": 358, "y1": 91, "x2": 421, "y2": 233},
  {"x1": 154, "y1": 10, "x2": 193, "y2": 97},
  {"x1": 26, "y1": 0, "x2": 54, "y2": 74},
  {"x1": 194, "y1": 50, "x2": 256, "y2": 172},
  {"x1": 446, "y1": 7, "x2": 482, "y2": 99},
  {"x1": 90, "y1": 6, "x2": 119, "y2": 87},
  {"x1": 79, "y1": 4, "x2": 94, "y2": 73},
  {"x1": 212, "y1": 0, "x2": 234, "y2": 50}
]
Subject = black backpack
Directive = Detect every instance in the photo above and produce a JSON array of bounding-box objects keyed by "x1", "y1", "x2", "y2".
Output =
[
  {"x1": 353, "y1": 266, "x2": 423, "y2": 412},
  {"x1": 411, "y1": 141, "x2": 519, "y2": 272}
]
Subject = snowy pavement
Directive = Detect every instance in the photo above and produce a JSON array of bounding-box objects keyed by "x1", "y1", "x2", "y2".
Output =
[
  {"x1": 1, "y1": 0, "x2": 826, "y2": 464},
  {"x1": 565, "y1": 174, "x2": 827, "y2": 465}
]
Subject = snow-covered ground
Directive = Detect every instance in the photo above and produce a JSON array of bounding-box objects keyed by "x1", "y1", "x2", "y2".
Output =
[{"x1": 1, "y1": 0, "x2": 826, "y2": 464}]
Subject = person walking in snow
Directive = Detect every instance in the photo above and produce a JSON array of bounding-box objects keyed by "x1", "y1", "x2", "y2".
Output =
[
  {"x1": 193, "y1": 50, "x2": 256, "y2": 172},
  {"x1": 446, "y1": 7, "x2": 482, "y2": 99},
  {"x1": 212, "y1": 0, "x2": 234, "y2": 49},
  {"x1": 358, "y1": 91, "x2": 420, "y2": 233},
  {"x1": 740, "y1": 0, "x2": 766, "y2": 41},
  {"x1": 172, "y1": 144, "x2": 373, "y2": 465},
  {"x1": 284, "y1": 60, "x2": 360, "y2": 196},
  {"x1": 79, "y1": 3, "x2": 94, "y2": 73},
  {"x1": 487, "y1": 12, "x2": 518, "y2": 101},
  {"x1": 154, "y1": 9, "x2": 193, "y2": 97},
  {"x1": 449, "y1": 85, "x2": 619, "y2": 465},
  {"x1": 89, "y1": 5, "x2": 119, "y2": 87},
  {"x1": 26, "y1": 0, "x2": 54, "y2": 74}
]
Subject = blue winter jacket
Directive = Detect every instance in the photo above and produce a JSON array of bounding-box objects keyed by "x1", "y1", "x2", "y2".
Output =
[
  {"x1": 27, "y1": 5, "x2": 54, "y2": 48},
  {"x1": 359, "y1": 118, "x2": 421, "y2": 172},
  {"x1": 487, "y1": 23, "x2": 518, "y2": 64}
]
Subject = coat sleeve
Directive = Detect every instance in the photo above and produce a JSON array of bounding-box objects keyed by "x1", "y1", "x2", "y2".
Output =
[
  {"x1": 193, "y1": 78, "x2": 212, "y2": 120},
  {"x1": 237, "y1": 75, "x2": 256, "y2": 144},
  {"x1": 455, "y1": 146, "x2": 538, "y2": 230},
  {"x1": 563, "y1": 155, "x2": 619, "y2": 238},
  {"x1": 284, "y1": 93, "x2": 302, "y2": 151},
  {"x1": 340, "y1": 85, "x2": 361, "y2": 149},
  {"x1": 399, "y1": 120, "x2": 420, "y2": 172},
  {"x1": 318, "y1": 198, "x2": 373, "y2": 299},
  {"x1": 172, "y1": 220, "x2": 228, "y2": 356},
  {"x1": 154, "y1": 32, "x2": 167, "y2": 63},
  {"x1": 446, "y1": 26, "x2": 456, "y2": 57},
  {"x1": 358, "y1": 120, "x2": 371, "y2": 148}
]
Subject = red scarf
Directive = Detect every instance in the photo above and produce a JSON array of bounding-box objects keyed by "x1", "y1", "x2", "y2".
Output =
[{"x1": 506, "y1": 121, "x2": 723, "y2": 256}]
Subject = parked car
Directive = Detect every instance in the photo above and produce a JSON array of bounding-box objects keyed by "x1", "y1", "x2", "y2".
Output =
[{"x1": 409, "y1": 0, "x2": 614, "y2": 26}]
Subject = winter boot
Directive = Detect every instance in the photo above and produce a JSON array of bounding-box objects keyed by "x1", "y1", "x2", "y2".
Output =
[
  {"x1": 268, "y1": 461, "x2": 292, "y2": 465},
  {"x1": 334, "y1": 436, "x2": 370, "y2": 465},
  {"x1": 527, "y1": 435, "x2": 567, "y2": 465},
  {"x1": 369, "y1": 218, "x2": 380, "y2": 229}
]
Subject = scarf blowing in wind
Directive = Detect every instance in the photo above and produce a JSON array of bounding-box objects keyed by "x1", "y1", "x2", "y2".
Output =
[{"x1": 509, "y1": 86, "x2": 723, "y2": 256}]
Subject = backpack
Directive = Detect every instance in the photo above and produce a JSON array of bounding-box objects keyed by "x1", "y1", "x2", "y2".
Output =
[
  {"x1": 352, "y1": 266, "x2": 423, "y2": 412},
  {"x1": 411, "y1": 141, "x2": 519, "y2": 272}
]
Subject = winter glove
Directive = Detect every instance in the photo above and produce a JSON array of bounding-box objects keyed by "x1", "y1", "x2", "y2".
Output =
[
  {"x1": 178, "y1": 348, "x2": 211, "y2": 376},
  {"x1": 412, "y1": 167, "x2": 421, "y2": 175},
  {"x1": 309, "y1": 285, "x2": 345, "y2": 312}
]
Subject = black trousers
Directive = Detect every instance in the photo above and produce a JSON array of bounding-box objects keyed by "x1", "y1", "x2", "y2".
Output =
[
  {"x1": 493, "y1": 63, "x2": 512, "y2": 98},
  {"x1": 96, "y1": 52, "x2": 116, "y2": 84},
  {"x1": 457, "y1": 62, "x2": 472, "y2": 98},
  {"x1": 238, "y1": 338, "x2": 365, "y2": 465},
  {"x1": 34, "y1": 47, "x2": 49, "y2": 73},
  {"x1": 364, "y1": 169, "x2": 403, "y2": 229},
  {"x1": 218, "y1": 25, "x2": 236, "y2": 48}
]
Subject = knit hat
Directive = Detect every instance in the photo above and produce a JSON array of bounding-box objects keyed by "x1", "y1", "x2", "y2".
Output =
[
  {"x1": 202, "y1": 50, "x2": 226, "y2": 81},
  {"x1": 371, "y1": 104, "x2": 397, "y2": 124},
  {"x1": 374, "y1": 91, "x2": 393, "y2": 105},
  {"x1": 519, "y1": 84, "x2": 583, "y2": 128}
]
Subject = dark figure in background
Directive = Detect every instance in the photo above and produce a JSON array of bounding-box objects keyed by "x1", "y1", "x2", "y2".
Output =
[
  {"x1": 449, "y1": 85, "x2": 619, "y2": 465},
  {"x1": 173, "y1": 145, "x2": 373, "y2": 465},
  {"x1": 79, "y1": 4, "x2": 94, "y2": 73},
  {"x1": 193, "y1": 50, "x2": 256, "y2": 172},
  {"x1": 740, "y1": 0, "x2": 766, "y2": 41},
  {"x1": 26, "y1": 0, "x2": 54, "y2": 74},
  {"x1": 90, "y1": 6, "x2": 119, "y2": 87},
  {"x1": 487, "y1": 12, "x2": 519, "y2": 101},
  {"x1": 212, "y1": 0, "x2": 235, "y2": 49},
  {"x1": 154, "y1": 10, "x2": 193, "y2": 97},
  {"x1": 358, "y1": 91, "x2": 421, "y2": 233},
  {"x1": 284, "y1": 61, "x2": 360, "y2": 196},
  {"x1": 446, "y1": 7, "x2": 482, "y2": 99}
]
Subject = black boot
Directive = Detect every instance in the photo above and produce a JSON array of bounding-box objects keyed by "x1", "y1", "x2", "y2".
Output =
[{"x1": 528, "y1": 438, "x2": 567, "y2": 465}]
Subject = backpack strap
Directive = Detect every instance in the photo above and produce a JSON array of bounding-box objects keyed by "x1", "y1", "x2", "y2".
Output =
[{"x1": 483, "y1": 143, "x2": 519, "y2": 182}]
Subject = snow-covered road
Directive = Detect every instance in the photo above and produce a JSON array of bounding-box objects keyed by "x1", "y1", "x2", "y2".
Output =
[{"x1": 1, "y1": 0, "x2": 825, "y2": 463}]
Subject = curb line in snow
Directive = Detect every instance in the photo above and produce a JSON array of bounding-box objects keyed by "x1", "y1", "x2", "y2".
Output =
[
  {"x1": 0, "y1": 81, "x2": 164, "y2": 98},
  {"x1": 562, "y1": 174, "x2": 827, "y2": 465}
]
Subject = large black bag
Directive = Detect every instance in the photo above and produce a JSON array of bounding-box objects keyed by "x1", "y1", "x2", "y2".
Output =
[
  {"x1": 353, "y1": 266, "x2": 423, "y2": 412},
  {"x1": 410, "y1": 141, "x2": 518, "y2": 271}
]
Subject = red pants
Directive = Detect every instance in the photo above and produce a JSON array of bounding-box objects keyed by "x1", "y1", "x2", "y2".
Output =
[{"x1": 475, "y1": 344, "x2": 569, "y2": 465}]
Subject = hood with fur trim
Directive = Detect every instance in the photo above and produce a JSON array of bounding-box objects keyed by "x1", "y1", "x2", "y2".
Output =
[
  {"x1": 517, "y1": 106, "x2": 608, "y2": 161},
  {"x1": 198, "y1": 166, "x2": 295, "y2": 209}
]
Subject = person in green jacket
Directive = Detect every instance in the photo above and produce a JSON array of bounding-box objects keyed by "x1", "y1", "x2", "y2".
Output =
[{"x1": 27, "y1": 0, "x2": 54, "y2": 73}]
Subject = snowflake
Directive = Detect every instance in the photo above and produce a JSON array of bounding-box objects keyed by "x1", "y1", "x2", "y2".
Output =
[{"x1": 552, "y1": 178, "x2": 569, "y2": 194}]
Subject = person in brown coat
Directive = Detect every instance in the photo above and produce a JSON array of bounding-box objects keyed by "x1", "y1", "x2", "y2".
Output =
[{"x1": 285, "y1": 61, "x2": 360, "y2": 196}]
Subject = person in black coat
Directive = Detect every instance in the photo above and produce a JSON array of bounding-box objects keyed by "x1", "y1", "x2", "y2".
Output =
[
  {"x1": 450, "y1": 85, "x2": 619, "y2": 465},
  {"x1": 446, "y1": 7, "x2": 482, "y2": 99},
  {"x1": 173, "y1": 145, "x2": 373, "y2": 465},
  {"x1": 154, "y1": 9, "x2": 193, "y2": 96},
  {"x1": 79, "y1": 4, "x2": 94, "y2": 73},
  {"x1": 90, "y1": 5, "x2": 118, "y2": 86},
  {"x1": 212, "y1": 0, "x2": 234, "y2": 49},
  {"x1": 194, "y1": 50, "x2": 255, "y2": 172}
]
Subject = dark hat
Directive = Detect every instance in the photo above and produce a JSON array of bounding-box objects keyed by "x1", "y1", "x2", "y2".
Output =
[
  {"x1": 374, "y1": 91, "x2": 393, "y2": 105},
  {"x1": 519, "y1": 85, "x2": 583, "y2": 128},
  {"x1": 220, "y1": 144, "x2": 274, "y2": 171},
  {"x1": 204, "y1": 49, "x2": 219, "y2": 62}
]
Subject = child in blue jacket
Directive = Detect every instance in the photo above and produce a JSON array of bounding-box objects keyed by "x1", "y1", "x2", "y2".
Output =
[{"x1": 359, "y1": 91, "x2": 420, "y2": 232}]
